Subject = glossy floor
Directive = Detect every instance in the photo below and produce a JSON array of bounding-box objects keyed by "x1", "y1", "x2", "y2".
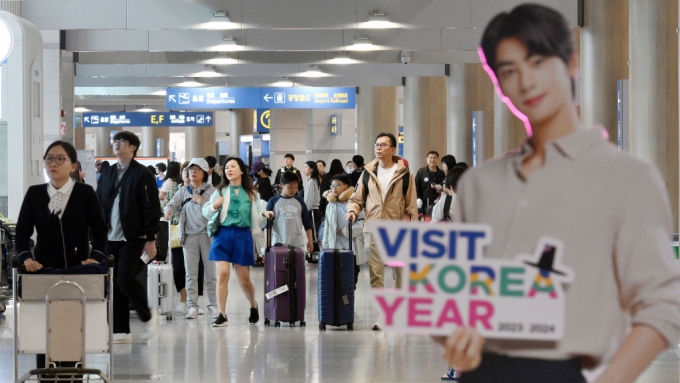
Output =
[{"x1": 0, "y1": 265, "x2": 678, "y2": 382}]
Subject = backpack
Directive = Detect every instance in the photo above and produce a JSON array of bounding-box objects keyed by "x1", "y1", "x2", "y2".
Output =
[
  {"x1": 362, "y1": 166, "x2": 410, "y2": 197},
  {"x1": 442, "y1": 195, "x2": 453, "y2": 222}
]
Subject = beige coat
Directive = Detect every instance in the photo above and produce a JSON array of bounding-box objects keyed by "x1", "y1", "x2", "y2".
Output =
[{"x1": 347, "y1": 156, "x2": 417, "y2": 232}]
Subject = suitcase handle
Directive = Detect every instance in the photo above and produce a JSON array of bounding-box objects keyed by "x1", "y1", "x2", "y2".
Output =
[
  {"x1": 348, "y1": 217, "x2": 353, "y2": 252},
  {"x1": 266, "y1": 217, "x2": 273, "y2": 251},
  {"x1": 158, "y1": 282, "x2": 166, "y2": 298}
]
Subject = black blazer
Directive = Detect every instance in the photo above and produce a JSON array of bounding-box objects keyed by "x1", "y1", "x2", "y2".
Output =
[
  {"x1": 15, "y1": 182, "x2": 108, "y2": 268},
  {"x1": 96, "y1": 160, "x2": 161, "y2": 242},
  {"x1": 254, "y1": 176, "x2": 273, "y2": 202}
]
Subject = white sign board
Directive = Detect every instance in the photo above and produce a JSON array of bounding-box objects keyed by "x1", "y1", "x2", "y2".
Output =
[
  {"x1": 77, "y1": 150, "x2": 96, "y2": 190},
  {"x1": 367, "y1": 220, "x2": 573, "y2": 340}
]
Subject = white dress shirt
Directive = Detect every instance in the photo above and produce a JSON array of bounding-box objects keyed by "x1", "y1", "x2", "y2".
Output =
[{"x1": 47, "y1": 178, "x2": 75, "y2": 219}]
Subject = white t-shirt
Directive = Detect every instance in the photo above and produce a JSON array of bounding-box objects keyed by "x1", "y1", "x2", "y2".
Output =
[
  {"x1": 160, "y1": 179, "x2": 174, "y2": 193},
  {"x1": 431, "y1": 193, "x2": 456, "y2": 222},
  {"x1": 377, "y1": 163, "x2": 398, "y2": 201}
]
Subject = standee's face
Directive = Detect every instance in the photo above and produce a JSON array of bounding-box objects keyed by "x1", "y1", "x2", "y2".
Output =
[
  {"x1": 317, "y1": 162, "x2": 325, "y2": 174},
  {"x1": 374, "y1": 137, "x2": 395, "y2": 159},
  {"x1": 426, "y1": 154, "x2": 438, "y2": 168},
  {"x1": 225, "y1": 160, "x2": 242, "y2": 181},
  {"x1": 284, "y1": 157, "x2": 293, "y2": 167},
  {"x1": 188, "y1": 165, "x2": 204, "y2": 183},
  {"x1": 330, "y1": 180, "x2": 348, "y2": 197},
  {"x1": 494, "y1": 37, "x2": 576, "y2": 127},
  {"x1": 113, "y1": 138, "x2": 135, "y2": 158},
  {"x1": 303, "y1": 163, "x2": 312, "y2": 177},
  {"x1": 44, "y1": 146, "x2": 76, "y2": 182}
]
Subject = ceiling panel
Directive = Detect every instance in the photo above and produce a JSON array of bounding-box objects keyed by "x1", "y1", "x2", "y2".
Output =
[
  {"x1": 245, "y1": 30, "x2": 345, "y2": 51},
  {"x1": 127, "y1": 0, "x2": 243, "y2": 30},
  {"x1": 441, "y1": 28, "x2": 482, "y2": 51},
  {"x1": 66, "y1": 30, "x2": 150, "y2": 52},
  {"x1": 241, "y1": 0, "x2": 356, "y2": 29},
  {"x1": 76, "y1": 64, "x2": 148, "y2": 77},
  {"x1": 356, "y1": 0, "x2": 472, "y2": 29},
  {"x1": 342, "y1": 29, "x2": 442, "y2": 51},
  {"x1": 471, "y1": 0, "x2": 579, "y2": 27},
  {"x1": 148, "y1": 30, "x2": 247, "y2": 52},
  {"x1": 21, "y1": 0, "x2": 127, "y2": 30}
]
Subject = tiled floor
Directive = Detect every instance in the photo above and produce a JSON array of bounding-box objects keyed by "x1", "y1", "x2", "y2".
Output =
[{"x1": 0, "y1": 264, "x2": 679, "y2": 382}]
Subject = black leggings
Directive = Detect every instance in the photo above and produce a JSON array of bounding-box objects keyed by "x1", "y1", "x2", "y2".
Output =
[
  {"x1": 460, "y1": 353, "x2": 585, "y2": 383},
  {"x1": 171, "y1": 247, "x2": 203, "y2": 295}
]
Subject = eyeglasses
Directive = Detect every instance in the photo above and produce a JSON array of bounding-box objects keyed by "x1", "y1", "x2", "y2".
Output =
[
  {"x1": 374, "y1": 143, "x2": 393, "y2": 149},
  {"x1": 188, "y1": 167, "x2": 203, "y2": 172},
  {"x1": 330, "y1": 184, "x2": 346, "y2": 189},
  {"x1": 112, "y1": 139, "x2": 128, "y2": 145},
  {"x1": 44, "y1": 156, "x2": 68, "y2": 165}
]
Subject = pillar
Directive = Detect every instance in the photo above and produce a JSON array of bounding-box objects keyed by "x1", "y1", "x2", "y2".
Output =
[
  {"x1": 140, "y1": 126, "x2": 170, "y2": 157},
  {"x1": 269, "y1": 109, "x2": 306, "y2": 171},
  {"x1": 74, "y1": 119, "x2": 85, "y2": 150},
  {"x1": 630, "y1": 0, "x2": 679, "y2": 230},
  {"x1": 306, "y1": 109, "x2": 357, "y2": 168},
  {"x1": 61, "y1": 51, "x2": 75, "y2": 145},
  {"x1": 41, "y1": 30, "x2": 61, "y2": 150},
  {"x1": 493, "y1": 92, "x2": 527, "y2": 156},
  {"x1": 230, "y1": 109, "x2": 255, "y2": 157},
  {"x1": 95, "y1": 128, "x2": 120, "y2": 157},
  {"x1": 447, "y1": 64, "x2": 494, "y2": 165},
  {"x1": 580, "y1": 0, "x2": 629, "y2": 140},
  {"x1": 356, "y1": 86, "x2": 398, "y2": 159},
  {"x1": 403, "y1": 77, "x2": 447, "y2": 170},
  {"x1": 185, "y1": 125, "x2": 216, "y2": 159}
]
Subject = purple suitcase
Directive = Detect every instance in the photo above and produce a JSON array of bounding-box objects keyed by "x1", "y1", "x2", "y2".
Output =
[{"x1": 263, "y1": 218, "x2": 307, "y2": 327}]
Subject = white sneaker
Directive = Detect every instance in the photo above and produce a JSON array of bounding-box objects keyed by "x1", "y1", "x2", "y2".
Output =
[
  {"x1": 198, "y1": 308, "x2": 205, "y2": 316},
  {"x1": 208, "y1": 306, "x2": 219, "y2": 319},
  {"x1": 112, "y1": 333, "x2": 132, "y2": 344},
  {"x1": 141, "y1": 311, "x2": 158, "y2": 341},
  {"x1": 175, "y1": 302, "x2": 187, "y2": 314},
  {"x1": 186, "y1": 307, "x2": 199, "y2": 319}
]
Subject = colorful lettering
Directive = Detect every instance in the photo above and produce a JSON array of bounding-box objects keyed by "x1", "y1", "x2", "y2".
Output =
[
  {"x1": 436, "y1": 299, "x2": 464, "y2": 327},
  {"x1": 378, "y1": 228, "x2": 408, "y2": 258},
  {"x1": 438, "y1": 265, "x2": 466, "y2": 294},
  {"x1": 376, "y1": 296, "x2": 405, "y2": 325},
  {"x1": 459, "y1": 231, "x2": 486, "y2": 260},
  {"x1": 407, "y1": 298, "x2": 432, "y2": 327},
  {"x1": 470, "y1": 266, "x2": 495, "y2": 296},
  {"x1": 409, "y1": 263, "x2": 436, "y2": 293},
  {"x1": 422, "y1": 230, "x2": 445, "y2": 258},
  {"x1": 528, "y1": 270, "x2": 557, "y2": 298},
  {"x1": 469, "y1": 300, "x2": 494, "y2": 330},
  {"x1": 500, "y1": 267, "x2": 525, "y2": 297}
]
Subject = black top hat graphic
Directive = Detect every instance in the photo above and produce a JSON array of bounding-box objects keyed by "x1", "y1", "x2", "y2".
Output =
[{"x1": 524, "y1": 246, "x2": 567, "y2": 276}]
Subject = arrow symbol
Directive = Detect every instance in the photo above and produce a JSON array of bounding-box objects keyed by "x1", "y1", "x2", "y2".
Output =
[
  {"x1": 263, "y1": 93, "x2": 273, "y2": 102},
  {"x1": 206, "y1": 116, "x2": 212, "y2": 122},
  {"x1": 84, "y1": 117, "x2": 89, "y2": 122},
  {"x1": 169, "y1": 95, "x2": 177, "y2": 102}
]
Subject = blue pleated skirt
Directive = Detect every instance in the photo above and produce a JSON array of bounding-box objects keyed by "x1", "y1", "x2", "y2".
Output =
[{"x1": 209, "y1": 225, "x2": 254, "y2": 266}]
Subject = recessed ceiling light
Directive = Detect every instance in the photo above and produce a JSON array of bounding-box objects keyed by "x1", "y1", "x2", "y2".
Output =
[
  {"x1": 299, "y1": 65, "x2": 327, "y2": 78},
  {"x1": 200, "y1": 11, "x2": 233, "y2": 30},
  {"x1": 273, "y1": 77, "x2": 294, "y2": 87},
  {"x1": 349, "y1": 35, "x2": 376, "y2": 51},
  {"x1": 74, "y1": 107, "x2": 89, "y2": 113},
  {"x1": 212, "y1": 36, "x2": 241, "y2": 51},
  {"x1": 208, "y1": 55, "x2": 237, "y2": 65},
  {"x1": 137, "y1": 107, "x2": 154, "y2": 113},
  {"x1": 196, "y1": 65, "x2": 222, "y2": 77},
  {"x1": 176, "y1": 78, "x2": 203, "y2": 87}
]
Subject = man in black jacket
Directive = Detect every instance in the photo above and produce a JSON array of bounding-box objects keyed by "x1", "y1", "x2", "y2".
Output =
[
  {"x1": 274, "y1": 153, "x2": 303, "y2": 191},
  {"x1": 347, "y1": 154, "x2": 365, "y2": 187},
  {"x1": 97, "y1": 131, "x2": 162, "y2": 344},
  {"x1": 204, "y1": 155, "x2": 222, "y2": 186},
  {"x1": 414, "y1": 150, "x2": 445, "y2": 213}
]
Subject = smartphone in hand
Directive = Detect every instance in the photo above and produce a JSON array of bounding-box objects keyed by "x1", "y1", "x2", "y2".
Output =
[{"x1": 140, "y1": 251, "x2": 151, "y2": 264}]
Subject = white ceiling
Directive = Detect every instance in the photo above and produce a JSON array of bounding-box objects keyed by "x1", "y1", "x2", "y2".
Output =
[{"x1": 17, "y1": 0, "x2": 578, "y2": 102}]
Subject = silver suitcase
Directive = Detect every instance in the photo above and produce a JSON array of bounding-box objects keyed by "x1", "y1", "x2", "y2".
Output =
[{"x1": 147, "y1": 260, "x2": 174, "y2": 320}]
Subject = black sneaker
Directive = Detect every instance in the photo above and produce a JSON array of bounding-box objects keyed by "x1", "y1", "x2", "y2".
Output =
[
  {"x1": 249, "y1": 307, "x2": 259, "y2": 324},
  {"x1": 211, "y1": 313, "x2": 228, "y2": 327}
]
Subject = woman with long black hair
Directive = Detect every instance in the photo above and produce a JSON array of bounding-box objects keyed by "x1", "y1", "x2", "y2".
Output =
[
  {"x1": 203, "y1": 157, "x2": 266, "y2": 327},
  {"x1": 302, "y1": 161, "x2": 321, "y2": 236},
  {"x1": 159, "y1": 161, "x2": 182, "y2": 201},
  {"x1": 250, "y1": 161, "x2": 274, "y2": 202}
]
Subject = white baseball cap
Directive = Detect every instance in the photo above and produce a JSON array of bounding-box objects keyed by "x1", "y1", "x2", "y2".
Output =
[{"x1": 188, "y1": 158, "x2": 209, "y2": 173}]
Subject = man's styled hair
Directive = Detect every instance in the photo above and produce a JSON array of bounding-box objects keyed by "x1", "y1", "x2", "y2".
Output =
[
  {"x1": 352, "y1": 155, "x2": 364, "y2": 168},
  {"x1": 155, "y1": 162, "x2": 167, "y2": 173},
  {"x1": 280, "y1": 170, "x2": 299, "y2": 185},
  {"x1": 480, "y1": 4, "x2": 575, "y2": 97},
  {"x1": 316, "y1": 160, "x2": 326, "y2": 167},
  {"x1": 204, "y1": 156, "x2": 217, "y2": 169},
  {"x1": 427, "y1": 151, "x2": 439, "y2": 158},
  {"x1": 284, "y1": 153, "x2": 295, "y2": 161},
  {"x1": 113, "y1": 131, "x2": 141, "y2": 157},
  {"x1": 375, "y1": 132, "x2": 397, "y2": 148}
]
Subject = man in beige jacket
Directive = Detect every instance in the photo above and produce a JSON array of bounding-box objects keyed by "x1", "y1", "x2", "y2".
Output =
[{"x1": 346, "y1": 133, "x2": 417, "y2": 328}]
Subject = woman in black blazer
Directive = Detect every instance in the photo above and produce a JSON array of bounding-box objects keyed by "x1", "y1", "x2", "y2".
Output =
[{"x1": 15, "y1": 140, "x2": 108, "y2": 272}]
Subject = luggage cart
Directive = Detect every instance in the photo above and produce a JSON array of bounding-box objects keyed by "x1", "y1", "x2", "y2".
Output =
[{"x1": 12, "y1": 256, "x2": 114, "y2": 383}]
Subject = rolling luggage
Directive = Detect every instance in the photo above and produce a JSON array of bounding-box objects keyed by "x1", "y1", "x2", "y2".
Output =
[
  {"x1": 147, "y1": 221, "x2": 174, "y2": 320},
  {"x1": 306, "y1": 209, "x2": 321, "y2": 264},
  {"x1": 263, "y1": 218, "x2": 306, "y2": 327},
  {"x1": 317, "y1": 218, "x2": 355, "y2": 330}
]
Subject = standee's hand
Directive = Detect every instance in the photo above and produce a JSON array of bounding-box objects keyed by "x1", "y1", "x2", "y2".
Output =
[
  {"x1": 81, "y1": 259, "x2": 99, "y2": 265},
  {"x1": 441, "y1": 327, "x2": 485, "y2": 371},
  {"x1": 24, "y1": 259, "x2": 43, "y2": 272}
]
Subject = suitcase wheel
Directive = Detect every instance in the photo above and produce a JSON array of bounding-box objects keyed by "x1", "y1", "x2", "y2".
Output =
[
  {"x1": 347, "y1": 323, "x2": 353, "y2": 331},
  {"x1": 300, "y1": 320, "x2": 306, "y2": 327},
  {"x1": 167, "y1": 314, "x2": 172, "y2": 321},
  {"x1": 319, "y1": 323, "x2": 326, "y2": 331},
  {"x1": 290, "y1": 322, "x2": 295, "y2": 327},
  {"x1": 275, "y1": 321, "x2": 281, "y2": 328},
  {"x1": 264, "y1": 319, "x2": 270, "y2": 326}
]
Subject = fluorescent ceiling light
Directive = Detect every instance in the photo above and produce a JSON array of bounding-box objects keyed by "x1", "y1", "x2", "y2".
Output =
[
  {"x1": 176, "y1": 78, "x2": 203, "y2": 87},
  {"x1": 349, "y1": 35, "x2": 376, "y2": 51},
  {"x1": 328, "y1": 51, "x2": 354, "y2": 64},
  {"x1": 366, "y1": 10, "x2": 392, "y2": 28},
  {"x1": 74, "y1": 107, "x2": 89, "y2": 113},
  {"x1": 152, "y1": 89, "x2": 167, "y2": 96},
  {"x1": 137, "y1": 107, "x2": 155, "y2": 112},
  {"x1": 207, "y1": 56, "x2": 237, "y2": 65},
  {"x1": 299, "y1": 65, "x2": 327, "y2": 78},
  {"x1": 272, "y1": 77, "x2": 294, "y2": 87},
  {"x1": 195, "y1": 65, "x2": 222, "y2": 77},
  {"x1": 262, "y1": 134, "x2": 270, "y2": 141},
  {"x1": 212, "y1": 35, "x2": 241, "y2": 51},
  {"x1": 240, "y1": 135, "x2": 254, "y2": 143},
  {"x1": 199, "y1": 11, "x2": 233, "y2": 30}
]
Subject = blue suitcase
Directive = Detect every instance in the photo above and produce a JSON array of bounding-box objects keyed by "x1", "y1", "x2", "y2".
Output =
[{"x1": 318, "y1": 220, "x2": 355, "y2": 331}]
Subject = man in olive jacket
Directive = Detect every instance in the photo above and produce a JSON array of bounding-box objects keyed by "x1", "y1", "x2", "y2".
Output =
[
  {"x1": 346, "y1": 133, "x2": 417, "y2": 298},
  {"x1": 97, "y1": 131, "x2": 162, "y2": 343}
]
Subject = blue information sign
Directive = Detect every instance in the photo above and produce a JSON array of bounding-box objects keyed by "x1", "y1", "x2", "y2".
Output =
[
  {"x1": 165, "y1": 87, "x2": 356, "y2": 110},
  {"x1": 82, "y1": 112, "x2": 214, "y2": 128},
  {"x1": 256, "y1": 109, "x2": 270, "y2": 132}
]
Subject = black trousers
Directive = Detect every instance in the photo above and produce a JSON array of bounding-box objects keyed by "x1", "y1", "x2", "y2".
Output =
[
  {"x1": 171, "y1": 247, "x2": 204, "y2": 295},
  {"x1": 108, "y1": 239, "x2": 151, "y2": 334},
  {"x1": 460, "y1": 353, "x2": 586, "y2": 383}
]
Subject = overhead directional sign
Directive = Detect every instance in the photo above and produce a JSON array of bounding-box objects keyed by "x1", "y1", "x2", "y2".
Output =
[
  {"x1": 165, "y1": 87, "x2": 356, "y2": 110},
  {"x1": 82, "y1": 112, "x2": 214, "y2": 127}
]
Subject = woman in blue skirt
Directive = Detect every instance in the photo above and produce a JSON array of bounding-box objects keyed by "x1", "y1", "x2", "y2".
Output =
[{"x1": 203, "y1": 157, "x2": 266, "y2": 327}]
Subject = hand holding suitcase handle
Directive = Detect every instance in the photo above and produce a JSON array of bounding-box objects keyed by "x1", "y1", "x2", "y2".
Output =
[{"x1": 347, "y1": 216, "x2": 353, "y2": 252}]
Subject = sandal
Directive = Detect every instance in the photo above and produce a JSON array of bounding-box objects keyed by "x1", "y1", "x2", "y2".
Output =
[{"x1": 253, "y1": 256, "x2": 264, "y2": 267}]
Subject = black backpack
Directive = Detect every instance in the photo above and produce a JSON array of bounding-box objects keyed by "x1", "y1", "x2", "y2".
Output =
[{"x1": 362, "y1": 167, "x2": 410, "y2": 197}]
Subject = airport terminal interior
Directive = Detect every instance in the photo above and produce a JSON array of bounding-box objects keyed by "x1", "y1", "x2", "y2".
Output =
[{"x1": 1, "y1": 0, "x2": 680, "y2": 382}]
